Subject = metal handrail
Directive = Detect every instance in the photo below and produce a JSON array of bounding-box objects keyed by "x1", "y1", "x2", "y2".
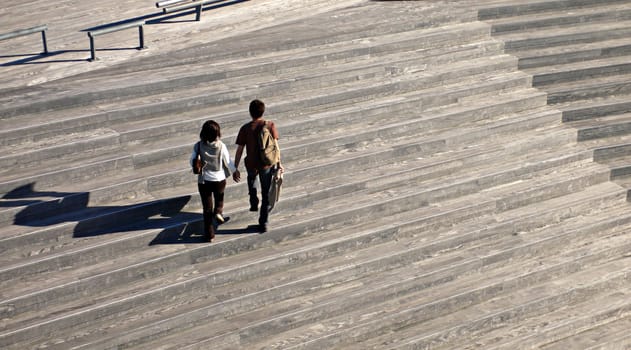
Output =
[
  {"x1": 0, "y1": 25, "x2": 49, "y2": 54},
  {"x1": 155, "y1": 0, "x2": 191, "y2": 8},
  {"x1": 161, "y1": 0, "x2": 228, "y2": 21},
  {"x1": 87, "y1": 20, "x2": 146, "y2": 61}
]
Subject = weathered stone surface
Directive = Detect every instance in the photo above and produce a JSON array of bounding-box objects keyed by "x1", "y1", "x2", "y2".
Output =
[{"x1": 2, "y1": 0, "x2": 631, "y2": 349}]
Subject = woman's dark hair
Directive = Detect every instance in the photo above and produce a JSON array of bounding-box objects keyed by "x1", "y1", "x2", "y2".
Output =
[
  {"x1": 249, "y1": 99, "x2": 265, "y2": 119},
  {"x1": 199, "y1": 120, "x2": 221, "y2": 143}
]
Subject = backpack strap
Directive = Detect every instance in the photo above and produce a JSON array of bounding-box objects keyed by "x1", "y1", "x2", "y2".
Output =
[
  {"x1": 260, "y1": 120, "x2": 270, "y2": 145},
  {"x1": 256, "y1": 120, "x2": 265, "y2": 151}
]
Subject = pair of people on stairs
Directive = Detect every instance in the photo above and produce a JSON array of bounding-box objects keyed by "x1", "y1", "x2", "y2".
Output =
[{"x1": 191, "y1": 100, "x2": 284, "y2": 242}]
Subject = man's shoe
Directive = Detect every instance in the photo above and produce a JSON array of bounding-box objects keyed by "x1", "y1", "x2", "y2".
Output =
[
  {"x1": 249, "y1": 205, "x2": 258, "y2": 212},
  {"x1": 258, "y1": 224, "x2": 267, "y2": 233},
  {"x1": 215, "y1": 213, "x2": 225, "y2": 224}
]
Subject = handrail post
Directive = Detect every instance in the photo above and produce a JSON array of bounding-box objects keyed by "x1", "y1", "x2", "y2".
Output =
[
  {"x1": 138, "y1": 25, "x2": 145, "y2": 50},
  {"x1": 89, "y1": 34, "x2": 97, "y2": 61},
  {"x1": 196, "y1": 4, "x2": 202, "y2": 21},
  {"x1": 40, "y1": 30, "x2": 48, "y2": 54}
]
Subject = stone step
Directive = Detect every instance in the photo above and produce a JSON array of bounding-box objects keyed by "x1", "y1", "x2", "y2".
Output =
[
  {"x1": 277, "y1": 81, "x2": 541, "y2": 148},
  {"x1": 0, "y1": 1, "x2": 474, "y2": 105},
  {"x1": 0, "y1": 136, "x2": 579, "y2": 306},
  {"x1": 330, "y1": 242, "x2": 631, "y2": 350},
  {"x1": 515, "y1": 37, "x2": 631, "y2": 69},
  {"x1": 79, "y1": 182, "x2": 631, "y2": 348},
  {"x1": 4, "y1": 124, "x2": 564, "y2": 264},
  {"x1": 476, "y1": 0, "x2": 630, "y2": 20},
  {"x1": 496, "y1": 19, "x2": 631, "y2": 52},
  {"x1": 0, "y1": 21, "x2": 494, "y2": 123},
  {"x1": 559, "y1": 95, "x2": 631, "y2": 122},
  {"x1": 277, "y1": 89, "x2": 547, "y2": 164},
  {"x1": 110, "y1": 61, "x2": 524, "y2": 147},
  {"x1": 474, "y1": 292, "x2": 631, "y2": 349},
  {"x1": 127, "y1": 191, "x2": 631, "y2": 350},
  {"x1": 0, "y1": 50, "x2": 504, "y2": 155},
  {"x1": 235, "y1": 219, "x2": 631, "y2": 350},
  {"x1": 0, "y1": 71, "x2": 528, "y2": 179},
  {"x1": 594, "y1": 145, "x2": 631, "y2": 165},
  {"x1": 545, "y1": 72, "x2": 631, "y2": 104},
  {"x1": 283, "y1": 114, "x2": 572, "y2": 191},
  {"x1": 568, "y1": 133, "x2": 631, "y2": 182},
  {"x1": 485, "y1": 3, "x2": 631, "y2": 34},
  {"x1": 0, "y1": 54, "x2": 522, "y2": 186},
  {"x1": 4, "y1": 180, "x2": 626, "y2": 350},
  {"x1": 0, "y1": 101, "x2": 563, "y2": 267},
  {"x1": 80, "y1": 2, "x2": 477, "y2": 80},
  {"x1": 0, "y1": 51, "x2": 520, "y2": 163},
  {"x1": 605, "y1": 155, "x2": 631, "y2": 183},
  {"x1": 568, "y1": 112, "x2": 631, "y2": 141},
  {"x1": 577, "y1": 134, "x2": 631, "y2": 168},
  {"x1": 0, "y1": 127, "x2": 588, "y2": 295},
  {"x1": 366, "y1": 260, "x2": 631, "y2": 350},
  {"x1": 4, "y1": 47, "x2": 514, "y2": 163},
  {"x1": 3, "y1": 68, "x2": 532, "y2": 213},
  {"x1": 554, "y1": 318, "x2": 631, "y2": 350},
  {"x1": 526, "y1": 55, "x2": 631, "y2": 87},
  {"x1": 0, "y1": 139, "x2": 605, "y2": 328},
  {"x1": 277, "y1": 158, "x2": 607, "y2": 232}
]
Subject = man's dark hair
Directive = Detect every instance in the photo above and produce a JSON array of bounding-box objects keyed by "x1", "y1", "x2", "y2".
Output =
[
  {"x1": 249, "y1": 99, "x2": 265, "y2": 119},
  {"x1": 200, "y1": 120, "x2": 221, "y2": 143}
]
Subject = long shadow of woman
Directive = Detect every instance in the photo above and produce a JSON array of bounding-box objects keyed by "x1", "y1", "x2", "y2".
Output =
[{"x1": 6, "y1": 182, "x2": 195, "y2": 241}]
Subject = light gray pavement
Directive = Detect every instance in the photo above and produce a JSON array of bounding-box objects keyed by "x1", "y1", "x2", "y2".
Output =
[{"x1": 0, "y1": 0, "x2": 365, "y2": 88}]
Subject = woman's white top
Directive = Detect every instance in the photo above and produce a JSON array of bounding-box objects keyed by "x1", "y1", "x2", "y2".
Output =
[{"x1": 190, "y1": 140, "x2": 237, "y2": 182}]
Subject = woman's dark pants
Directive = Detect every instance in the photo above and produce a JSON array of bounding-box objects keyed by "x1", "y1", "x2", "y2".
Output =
[{"x1": 198, "y1": 180, "x2": 226, "y2": 241}]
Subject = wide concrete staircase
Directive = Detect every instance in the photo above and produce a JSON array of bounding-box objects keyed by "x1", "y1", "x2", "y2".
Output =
[
  {"x1": 481, "y1": 0, "x2": 631, "y2": 196},
  {"x1": 1, "y1": 1, "x2": 631, "y2": 349}
]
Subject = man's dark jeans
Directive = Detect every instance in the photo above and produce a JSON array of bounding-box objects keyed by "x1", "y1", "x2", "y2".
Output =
[{"x1": 247, "y1": 167, "x2": 273, "y2": 226}]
